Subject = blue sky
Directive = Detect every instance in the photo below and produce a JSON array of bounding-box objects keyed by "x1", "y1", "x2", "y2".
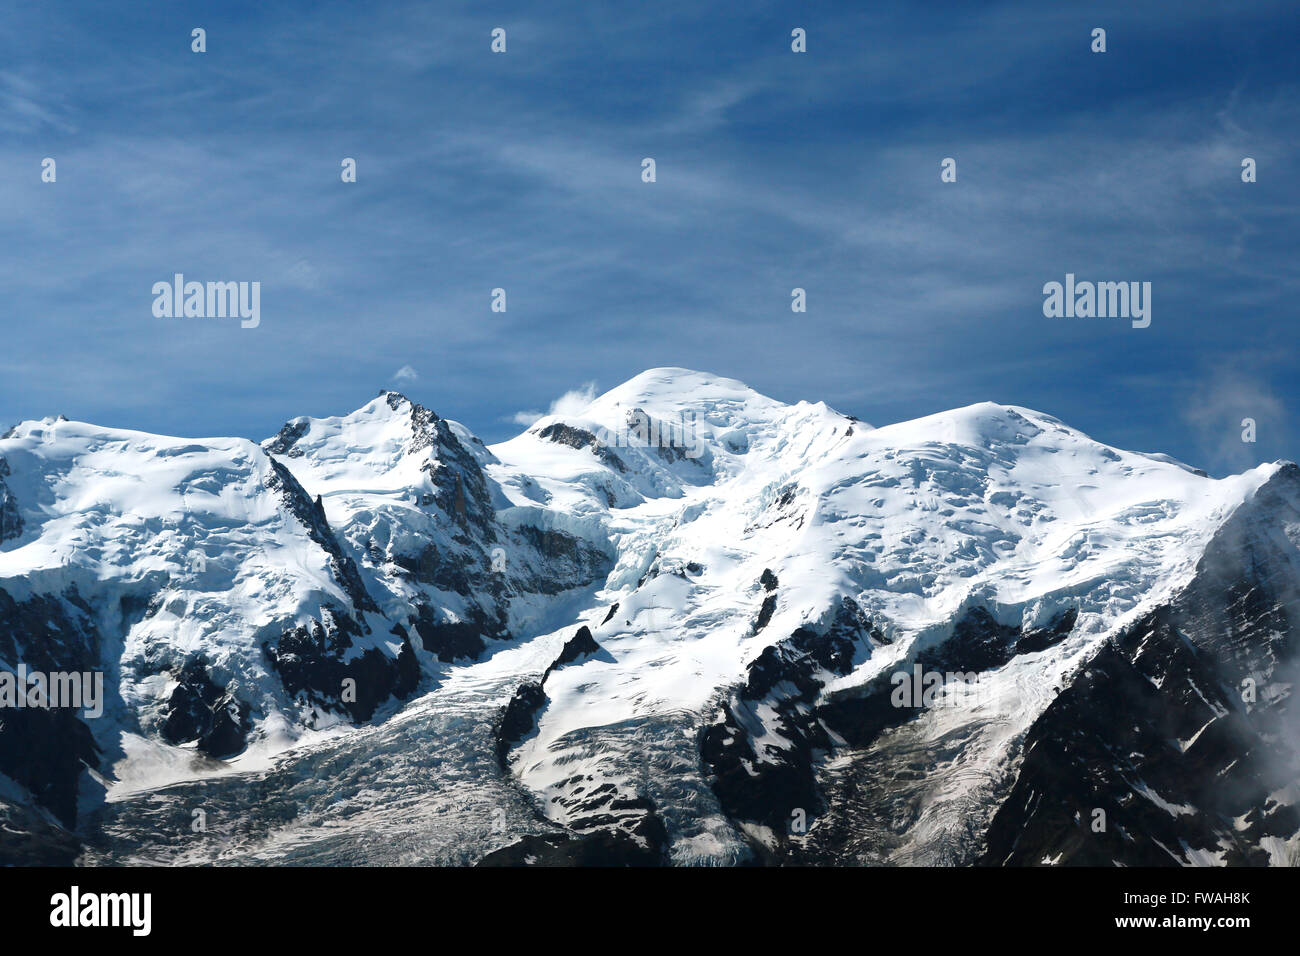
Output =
[{"x1": 1, "y1": 0, "x2": 1296, "y2": 475}]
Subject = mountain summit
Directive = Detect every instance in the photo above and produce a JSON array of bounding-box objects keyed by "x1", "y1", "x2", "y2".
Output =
[{"x1": 1, "y1": 369, "x2": 1296, "y2": 866}]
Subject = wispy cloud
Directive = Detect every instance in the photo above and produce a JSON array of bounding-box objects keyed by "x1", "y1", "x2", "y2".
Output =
[
  {"x1": 0, "y1": 70, "x2": 76, "y2": 133},
  {"x1": 1183, "y1": 356, "x2": 1288, "y2": 475},
  {"x1": 510, "y1": 382, "x2": 597, "y2": 427}
]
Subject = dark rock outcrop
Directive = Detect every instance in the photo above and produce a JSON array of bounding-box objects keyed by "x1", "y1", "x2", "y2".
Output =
[
  {"x1": 264, "y1": 459, "x2": 378, "y2": 615},
  {"x1": 477, "y1": 811, "x2": 669, "y2": 866},
  {"x1": 0, "y1": 706, "x2": 99, "y2": 828},
  {"x1": 979, "y1": 467, "x2": 1300, "y2": 866},
  {"x1": 978, "y1": 607, "x2": 1297, "y2": 866},
  {"x1": 0, "y1": 794, "x2": 83, "y2": 865},
  {"x1": 495, "y1": 681, "x2": 546, "y2": 766},
  {"x1": 263, "y1": 418, "x2": 311, "y2": 457},
  {"x1": 535, "y1": 422, "x2": 626, "y2": 474},
  {"x1": 411, "y1": 606, "x2": 494, "y2": 663},
  {"x1": 512, "y1": 525, "x2": 613, "y2": 596},
  {"x1": 159, "y1": 658, "x2": 252, "y2": 759},
  {"x1": 264, "y1": 610, "x2": 420, "y2": 723},
  {"x1": 703, "y1": 599, "x2": 879, "y2": 844},
  {"x1": 496, "y1": 626, "x2": 607, "y2": 766},
  {"x1": 542, "y1": 626, "x2": 602, "y2": 681},
  {"x1": 0, "y1": 586, "x2": 103, "y2": 827},
  {"x1": 0, "y1": 456, "x2": 22, "y2": 544}
]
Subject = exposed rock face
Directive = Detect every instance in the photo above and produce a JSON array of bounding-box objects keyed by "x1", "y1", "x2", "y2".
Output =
[
  {"x1": 512, "y1": 526, "x2": 612, "y2": 596},
  {"x1": 263, "y1": 458, "x2": 378, "y2": 615},
  {"x1": 496, "y1": 625, "x2": 606, "y2": 765},
  {"x1": 978, "y1": 466, "x2": 1300, "y2": 866},
  {"x1": 264, "y1": 611, "x2": 420, "y2": 723},
  {"x1": 159, "y1": 659, "x2": 252, "y2": 759},
  {"x1": 0, "y1": 705, "x2": 99, "y2": 828},
  {"x1": 0, "y1": 791, "x2": 83, "y2": 865},
  {"x1": 476, "y1": 818, "x2": 669, "y2": 867},
  {"x1": 495, "y1": 680, "x2": 546, "y2": 766},
  {"x1": 977, "y1": 608, "x2": 1288, "y2": 866},
  {"x1": 0, "y1": 587, "x2": 103, "y2": 827},
  {"x1": 491, "y1": 626, "x2": 668, "y2": 862},
  {"x1": 752, "y1": 569, "x2": 778, "y2": 634},
  {"x1": 536, "y1": 422, "x2": 626, "y2": 473},
  {"x1": 914, "y1": 605, "x2": 1076, "y2": 675},
  {"x1": 0, "y1": 587, "x2": 100, "y2": 677},
  {"x1": 543, "y1": 626, "x2": 602, "y2": 680},
  {"x1": 703, "y1": 596, "x2": 880, "y2": 847},
  {"x1": 264, "y1": 419, "x2": 311, "y2": 457},
  {"x1": 0, "y1": 457, "x2": 21, "y2": 544},
  {"x1": 410, "y1": 604, "x2": 495, "y2": 662}
]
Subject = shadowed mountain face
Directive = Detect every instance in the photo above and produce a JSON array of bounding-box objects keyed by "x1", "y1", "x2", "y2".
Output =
[
  {"x1": 0, "y1": 370, "x2": 1296, "y2": 866},
  {"x1": 978, "y1": 467, "x2": 1300, "y2": 867}
]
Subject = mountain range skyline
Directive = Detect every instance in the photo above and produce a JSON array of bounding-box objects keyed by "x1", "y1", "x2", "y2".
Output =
[
  {"x1": 5, "y1": 366, "x2": 1283, "y2": 481},
  {"x1": 3, "y1": 0, "x2": 1297, "y2": 477}
]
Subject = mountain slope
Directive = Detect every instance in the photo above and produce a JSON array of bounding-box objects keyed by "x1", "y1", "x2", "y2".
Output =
[{"x1": 1, "y1": 369, "x2": 1296, "y2": 866}]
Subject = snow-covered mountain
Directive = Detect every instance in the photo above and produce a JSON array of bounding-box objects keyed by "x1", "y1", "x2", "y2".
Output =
[{"x1": 1, "y1": 369, "x2": 1297, "y2": 866}]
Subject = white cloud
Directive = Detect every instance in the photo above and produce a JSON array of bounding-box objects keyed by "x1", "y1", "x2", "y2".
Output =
[
  {"x1": 510, "y1": 381, "x2": 597, "y2": 427},
  {"x1": 1183, "y1": 358, "x2": 1285, "y2": 474},
  {"x1": 392, "y1": 365, "x2": 418, "y2": 383}
]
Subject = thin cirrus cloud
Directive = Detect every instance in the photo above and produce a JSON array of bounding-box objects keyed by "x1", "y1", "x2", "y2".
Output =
[{"x1": 0, "y1": 0, "x2": 1293, "y2": 476}]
